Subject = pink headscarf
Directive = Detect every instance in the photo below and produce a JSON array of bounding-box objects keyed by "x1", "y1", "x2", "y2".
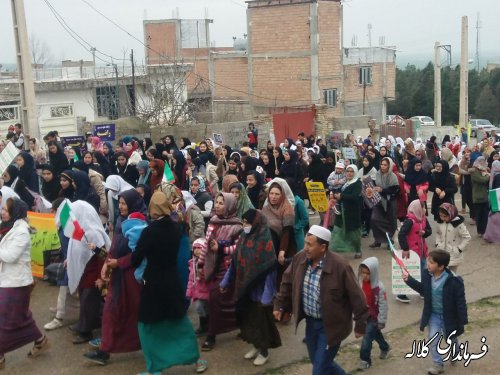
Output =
[{"x1": 407, "y1": 199, "x2": 425, "y2": 223}]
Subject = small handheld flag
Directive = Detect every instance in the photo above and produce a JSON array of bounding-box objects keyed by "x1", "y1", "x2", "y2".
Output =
[
  {"x1": 386, "y1": 233, "x2": 408, "y2": 274},
  {"x1": 162, "y1": 162, "x2": 176, "y2": 183},
  {"x1": 57, "y1": 201, "x2": 85, "y2": 241}
]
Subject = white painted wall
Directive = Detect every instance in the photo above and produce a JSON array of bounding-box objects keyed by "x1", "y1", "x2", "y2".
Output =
[{"x1": 37, "y1": 89, "x2": 96, "y2": 121}]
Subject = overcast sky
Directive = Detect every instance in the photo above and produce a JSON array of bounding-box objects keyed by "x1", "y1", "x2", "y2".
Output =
[{"x1": 1, "y1": 0, "x2": 499, "y2": 68}]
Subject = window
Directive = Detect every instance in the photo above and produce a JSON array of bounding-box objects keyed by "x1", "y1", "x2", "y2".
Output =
[
  {"x1": 96, "y1": 86, "x2": 119, "y2": 119},
  {"x1": 359, "y1": 66, "x2": 372, "y2": 85},
  {"x1": 323, "y1": 88, "x2": 337, "y2": 107}
]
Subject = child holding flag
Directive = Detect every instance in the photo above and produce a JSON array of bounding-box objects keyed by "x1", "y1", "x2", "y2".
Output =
[{"x1": 396, "y1": 200, "x2": 432, "y2": 303}]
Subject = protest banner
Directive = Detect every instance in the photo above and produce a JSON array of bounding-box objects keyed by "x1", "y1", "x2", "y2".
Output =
[
  {"x1": 0, "y1": 141, "x2": 19, "y2": 175},
  {"x1": 61, "y1": 135, "x2": 86, "y2": 151},
  {"x1": 94, "y1": 123, "x2": 116, "y2": 141},
  {"x1": 342, "y1": 147, "x2": 357, "y2": 160},
  {"x1": 305, "y1": 181, "x2": 329, "y2": 212},
  {"x1": 390, "y1": 249, "x2": 421, "y2": 295},
  {"x1": 29, "y1": 212, "x2": 61, "y2": 278},
  {"x1": 213, "y1": 133, "x2": 224, "y2": 145}
]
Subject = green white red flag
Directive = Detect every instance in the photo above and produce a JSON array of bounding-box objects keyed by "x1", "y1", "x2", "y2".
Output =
[
  {"x1": 162, "y1": 161, "x2": 176, "y2": 183},
  {"x1": 57, "y1": 201, "x2": 85, "y2": 241},
  {"x1": 386, "y1": 233, "x2": 408, "y2": 273}
]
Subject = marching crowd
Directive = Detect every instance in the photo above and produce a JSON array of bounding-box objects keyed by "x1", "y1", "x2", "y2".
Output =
[{"x1": 0, "y1": 121, "x2": 499, "y2": 375}]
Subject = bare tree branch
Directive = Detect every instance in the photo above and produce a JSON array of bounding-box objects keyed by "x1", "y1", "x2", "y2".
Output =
[{"x1": 30, "y1": 33, "x2": 53, "y2": 66}]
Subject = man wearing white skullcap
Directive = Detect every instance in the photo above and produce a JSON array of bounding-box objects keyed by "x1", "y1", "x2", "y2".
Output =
[{"x1": 274, "y1": 225, "x2": 369, "y2": 374}]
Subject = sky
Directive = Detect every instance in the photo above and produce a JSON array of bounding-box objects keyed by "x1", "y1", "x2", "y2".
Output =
[{"x1": 1, "y1": 0, "x2": 499, "y2": 69}]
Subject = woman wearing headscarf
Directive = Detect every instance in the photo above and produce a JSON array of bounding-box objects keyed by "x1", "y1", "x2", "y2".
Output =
[
  {"x1": 190, "y1": 176, "x2": 213, "y2": 221},
  {"x1": 122, "y1": 138, "x2": 142, "y2": 166},
  {"x1": 271, "y1": 147, "x2": 284, "y2": 176},
  {"x1": 93, "y1": 151, "x2": 112, "y2": 180},
  {"x1": 141, "y1": 138, "x2": 153, "y2": 160},
  {"x1": 359, "y1": 155, "x2": 377, "y2": 237},
  {"x1": 83, "y1": 189, "x2": 145, "y2": 365},
  {"x1": 2, "y1": 165, "x2": 35, "y2": 208},
  {"x1": 40, "y1": 164, "x2": 61, "y2": 203},
  {"x1": 196, "y1": 193, "x2": 242, "y2": 351},
  {"x1": 261, "y1": 178, "x2": 296, "y2": 285},
  {"x1": 172, "y1": 150, "x2": 188, "y2": 190},
  {"x1": 102, "y1": 142, "x2": 115, "y2": 167},
  {"x1": 222, "y1": 174, "x2": 239, "y2": 194},
  {"x1": 114, "y1": 151, "x2": 139, "y2": 187},
  {"x1": 393, "y1": 162, "x2": 408, "y2": 222},
  {"x1": 216, "y1": 146, "x2": 230, "y2": 179},
  {"x1": 239, "y1": 156, "x2": 259, "y2": 186},
  {"x1": 470, "y1": 156, "x2": 490, "y2": 237},
  {"x1": 182, "y1": 191, "x2": 206, "y2": 245},
  {"x1": 229, "y1": 182, "x2": 254, "y2": 219},
  {"x1": 403, "y1": 158, "x2": 429, "y2": 207},
  {"x1": 369, "y1": 158, "x2": 400, "y2": 248},
  {"x1": 278, "y1": 149, "x2": 303, "y2": 182},
  {"x1": 0, "y1": 198, "x2": 49, "y2": 369},
  {"x1": 149, "y1": 159, "x2": 165, "y2": 191},
  {"x1": 458, "y1": 147, "x2": 476, "y2": 221},
  {"x1": 16, "y1": 151, "x2": 39, "y2": 193},
  {"x1": 74, "y1": 157, "x2": 108, "y2": 223},
  {"x1": 179, "y1": 137, "x2": 191, "y2": 151},
  {"x1": 219, "y1": 209, "x2": 280, "y2": 366},
  {"x1": 330, "y1": 164, "x2": 363, "y2": 258},
  {"x1": 136, "y1": 184, "x2": 151, "y2": 207},
  {"x1": 104, "y1": 175, "x2": 135, "y2": 230},
  {"x1": 484, "y1": 160, "x2": 500, "y2": 243},
  {"x1": 28, "y1": 138, "x2": 47, "y2": 167},
  {"x1": 487, "y1": 150, "x2": 500, "y2": 169},
  {"x1": 59, "y1": 200, "x2": 111, "y2": 344},
  {"x1": 136, "y1": 160, "x2": 151, "y2": 187},
  {"x1": 429, "y1": 159, "x2": 458, "y2": 222},
  {"x1": 132, "y1": 192, "x2": 208, "y2": 374},
  {"x1": 59, "y1": 170, "x2": 100, "y2": 213},
  {"x1": 283, "y1": 177, "x2": 309, "y2": 252},
  {"x1": 259, "y1": 151, "x2": 275, "y2": 181},
  {"x1": 47, "y1": 140, "x2": 69, "y2": 177},
  {"x1": 246, "y1": 170, "x2": 266, "y2": 209}
]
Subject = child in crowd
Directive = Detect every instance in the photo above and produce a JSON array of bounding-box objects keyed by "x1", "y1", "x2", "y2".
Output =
[
  {"x1": 186, "y1": 238, "x2": 210, "y2": 336},
  {"x1": 121, "y1": 212, "x2": 148, "y2": 283},
  {"x1": 358, "y1": 257, "x2": 390, "y2": 371},
  {"x1": 397, "y1": 200, "x2": 432, "y2": 304},
  {"x1": 436, "y1": 203, "x2": 471, "y2": 274},
  {"x1": 327, "y1": 161, "x2": 346, "y2": 215},
  {"x1": 403, "y1": 250, "x2": 468, "y2": 375}
]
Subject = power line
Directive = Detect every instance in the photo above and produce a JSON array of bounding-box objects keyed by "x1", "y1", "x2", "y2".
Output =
[
  {"x1": 42, "y1": 0, "x2": 127, "y2": 65},
  {"x1": 78, "y1": 0, "x2": 314, "y2": 104}
]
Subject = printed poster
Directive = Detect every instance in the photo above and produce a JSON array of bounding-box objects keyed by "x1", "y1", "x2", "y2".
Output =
[
  {"x1": 61, "y1": 136, "x2": 86, "y2": 151},
  {"x1": 94, "y1": 123, "x2": 116, "y2": 141},
  {"x1": 0, "y1": 141, "x2": 20, "y2": 175},
  {"x1": 212, "y1": 133, "x2": 224, "y2": 145},
  {"x1": 305, "y1": 181, "x2": 329, "y2": 213},
  {"x1": 28, "y1": 212, "x2": 61, "y2": 278},
  {"x1": 391, "y1": 249, "x2": 421, "y2": 295},
  {"x1": 342, "y1": 147, "x2": 357, "y2": 160}
]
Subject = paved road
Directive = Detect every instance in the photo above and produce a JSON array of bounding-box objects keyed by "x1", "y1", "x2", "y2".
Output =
[{"x1": 3, "y1": 204, "x2": 500, "y2": 375}]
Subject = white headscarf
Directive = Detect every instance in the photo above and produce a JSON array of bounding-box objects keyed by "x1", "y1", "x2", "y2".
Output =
[
  {"x1": 104, "y1": 175, "x2": 134, "y2": 199},
  {"x1": 56, "y1": 199, "x2": 111, "y2": 294},
  {"x1": 342, "y1": 164, "x2": 359, "y2": 191},
  {"x1": 266, "y1": 177, "x2": 295, "y2": 208},
  {"x1": 0, "y1": 186, "x2": 20, "y2": 210}
]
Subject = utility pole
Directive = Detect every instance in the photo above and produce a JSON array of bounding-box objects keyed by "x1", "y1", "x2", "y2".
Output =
[
  {"x1": 11, "y1": 0, "x2": 39, "y2": 138},
  {"x1": 434, "y1": 42, "x2": 442, "y2": 127},
  {"x1": 459, "y1": 16, "x2": 468, "y2": 128},
  {"x1": 90, "y1": 47, "x2": 96, "y2": 78},
  {"x1": 130, "y1": 49, "x2": 136, "y2": 116},
  {"x1": 113, "y1": 63, "x2": 119, "y2": 119},
  {"x1": 475, "y1": 13, "x2": 481, "y2": 72}
]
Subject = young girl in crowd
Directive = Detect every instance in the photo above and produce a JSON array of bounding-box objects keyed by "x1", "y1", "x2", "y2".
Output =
[
  {"x1": 397, "y1": 200, "x2": 432, "y2": 303},
  {"x1": 187, "y1": 239, "x2": 210, "y2": 336},
  {"x1": 435, "y1": 203, "x2": 471, "y2": 273}
]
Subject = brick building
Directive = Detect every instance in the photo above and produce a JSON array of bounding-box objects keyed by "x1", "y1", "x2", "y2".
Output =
[{"x1": 143, "y1": 0, "x2": 395, "y2": 128}]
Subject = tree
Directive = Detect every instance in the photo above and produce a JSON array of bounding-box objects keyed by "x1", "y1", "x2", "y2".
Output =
[
  {"x1": 29, "y1": 34, "x2": 53, "y2": 66},
  {"x1": 475, "y1": 84, "x2": 500, "y2": 123}
]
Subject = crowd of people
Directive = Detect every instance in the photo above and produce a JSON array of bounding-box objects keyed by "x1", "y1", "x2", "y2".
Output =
[{"x1": 0, "y1": 120, "x2": 498, "y2": 374}]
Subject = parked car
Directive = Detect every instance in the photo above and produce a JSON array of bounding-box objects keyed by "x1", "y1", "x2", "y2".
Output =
[
  {"x1": 470, "y1": 119, "x2": 494, "y2": 137},
  {"x1": 410, "y1": 116, "x2": 435, "y2": 126}
]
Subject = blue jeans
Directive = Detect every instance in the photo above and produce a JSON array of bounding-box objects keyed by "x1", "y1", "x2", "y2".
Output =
[
  {"x1": 360, "y1": 320, "x2": 390, "y2": 364},
  {"x1": 305, "y1": 316, "x2": 347, "y2": 375}
]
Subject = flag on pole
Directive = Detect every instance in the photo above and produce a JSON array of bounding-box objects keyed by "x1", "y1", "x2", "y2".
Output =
[
  {"x1": 162, "y1": 161, "x2": 176, "y2": 183},
  {"x1": 58, "y1": 201, "x2": 85, "y2": 241},
  {"x1": 386, "y1": 233, "x2": 408, "y2": 273}
]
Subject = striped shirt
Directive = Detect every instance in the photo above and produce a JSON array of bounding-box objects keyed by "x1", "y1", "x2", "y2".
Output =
[{"x1": 302, "y1": 259, "x2": 323, "y2": 319}]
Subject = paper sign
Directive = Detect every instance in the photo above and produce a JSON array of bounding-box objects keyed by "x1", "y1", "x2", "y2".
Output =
[
  {"x1": 28, "y1": 212, "x2": 61, "y2": 278},
  {"x1": 213, "y1": 133, "x2": 224, "y2": 145},
  {"x1": 305, "y1": 181, "x2": 329, "y2": 212},
  {"x1": 269, "y1": 129, "x2": 276, "y2": 146},
  {"x1": 61, "y1": 136, "x2": 86, "y2": 151},
  {"x1": 342, "y1": 147, "x2": 357, "y2": 160},
  {"x1": 391, "y1": 249, "x2": 421, "y2": 295},
  {"x1": 0, "y1": 141, "x2": 20, "y2": 175},
  {"x1": 94, "y1": 123, "x2": 116, "y2": 141}
]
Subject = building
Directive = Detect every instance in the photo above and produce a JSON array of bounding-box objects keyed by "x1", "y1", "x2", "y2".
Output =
[
  {"x1": 0, "y1": 61, "x2": 191, "y2": 138},
  {"x1": 143, "y1": 0, "x2": 396, "y2": 131}
]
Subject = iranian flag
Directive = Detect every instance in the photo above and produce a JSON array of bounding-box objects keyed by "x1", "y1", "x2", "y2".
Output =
[
  {"x1": 162, "y1": 161, "x2": 176, "y2": 183},
  {"x1": 386, "y1": 233, "x2": 408, "y2": 273},
  {"x1": 58, "y1": 201, "x2": 85, "y2": 241},
  {"x1": 490, "y1": 188, "x2": 500, "y2": 213}
]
